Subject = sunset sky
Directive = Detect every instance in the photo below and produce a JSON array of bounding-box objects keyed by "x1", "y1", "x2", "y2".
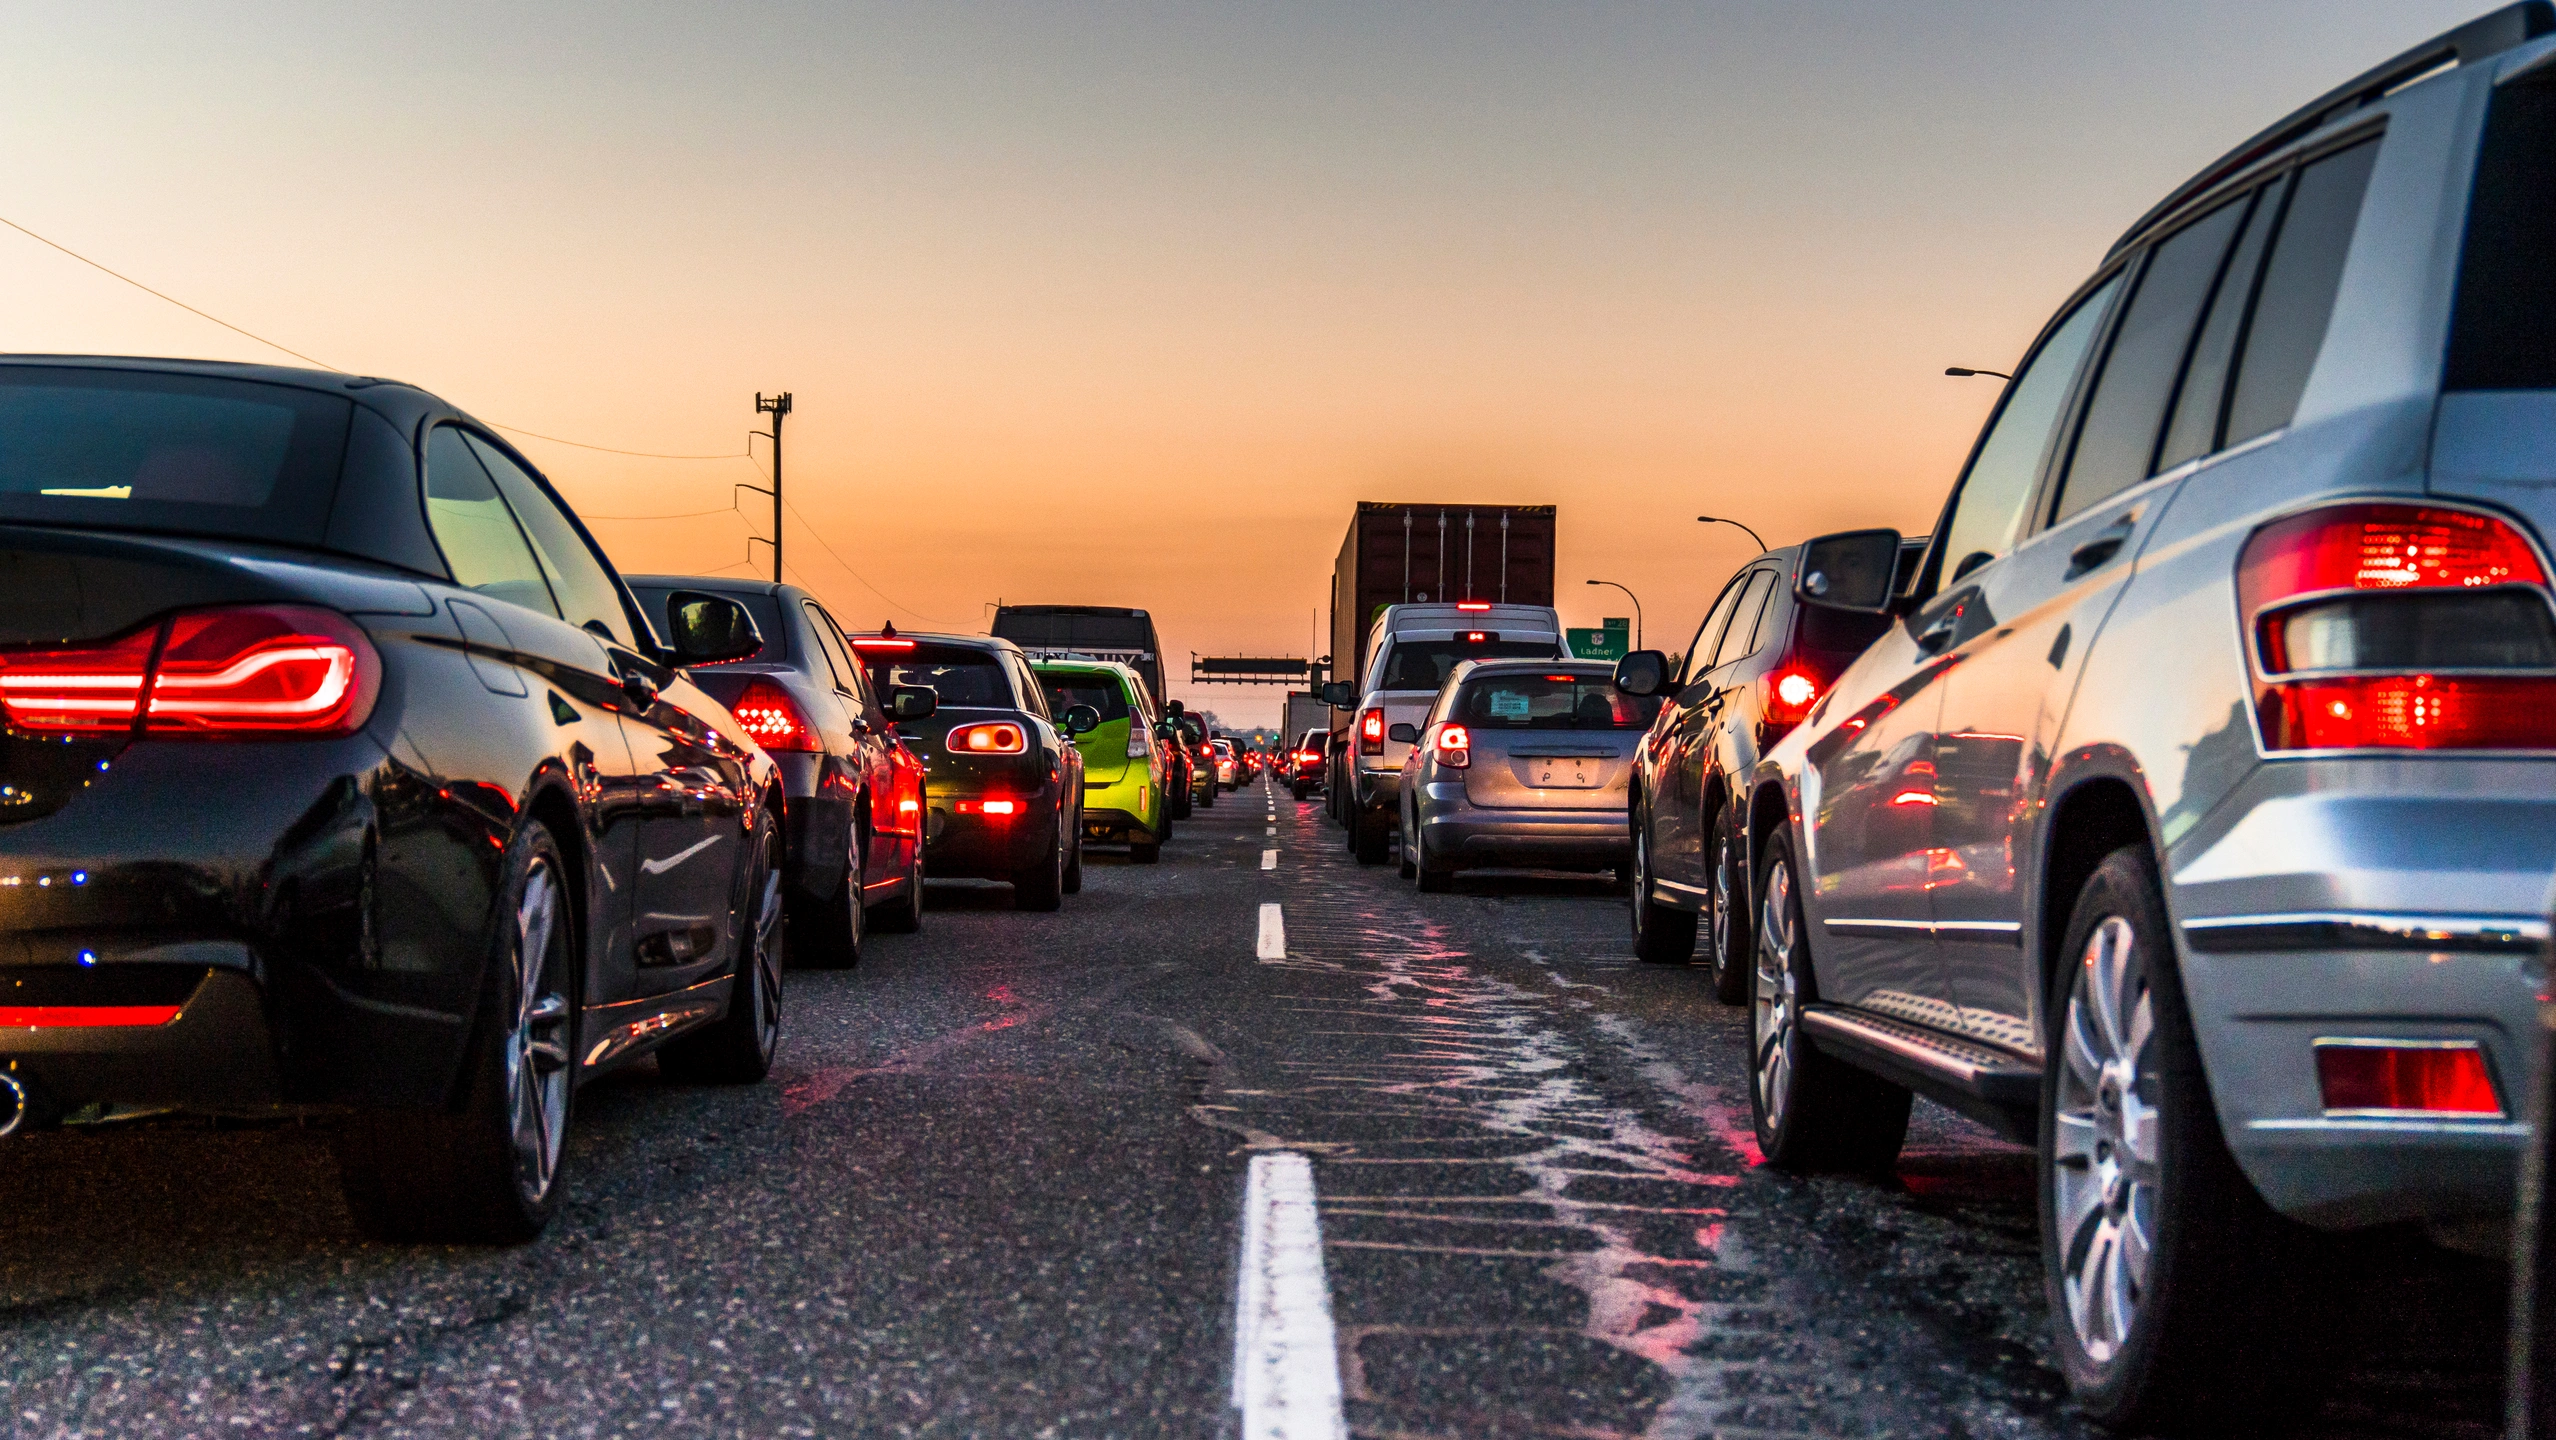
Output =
[{"x1": 2, "y1": 1, "x2": 2493, "y2": 725}]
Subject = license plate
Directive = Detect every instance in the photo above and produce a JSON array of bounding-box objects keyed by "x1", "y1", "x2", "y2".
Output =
[{"x1": 1532, "y1": 757, "x2": 1601, "y2": 788}]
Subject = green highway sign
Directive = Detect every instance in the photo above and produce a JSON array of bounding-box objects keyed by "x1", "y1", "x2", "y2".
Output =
[{"x1": 1567, "y1": 618, "x2": 1631, "y2": 661}]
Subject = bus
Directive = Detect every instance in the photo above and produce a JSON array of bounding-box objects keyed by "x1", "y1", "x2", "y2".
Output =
[{"x1": 989, "y1": 605, "x2": 1166, "y2": 711}]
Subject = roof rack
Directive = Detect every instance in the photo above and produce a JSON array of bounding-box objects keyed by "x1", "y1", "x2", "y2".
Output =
[{"x1": 2110, "y1": 0, "x2": 2554, "y2": 259}]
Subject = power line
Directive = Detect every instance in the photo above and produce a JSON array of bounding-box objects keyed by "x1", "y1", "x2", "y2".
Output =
[
  {"x1": 490, "y1": 424, "x2": 752, "y2": 461},
  {"x1": 576, "y1": 505, "x2": 745, "y2": 521},
  {"x1": 781, "y1": 494, "x2": 968, "y2": 626},
  {"x1": 0, "y1": 213, "x2": 339, "y2": 370}
]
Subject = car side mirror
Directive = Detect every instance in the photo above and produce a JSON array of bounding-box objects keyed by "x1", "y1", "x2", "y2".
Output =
[
  {"x1": 1613, "y1": 649, "x2": 1669, "y2": 697},
  {"x1": 1797, "y1": 529, "x2": 1903, "y2": 613},
  {"x1": 1063, "y1": 704, "x2": 1101, "y2": 735},
  {"x1": 664, "y1": 591, "x2": 763, "y2": 666},
  {"x1": 889, "y1": 684, "x2": 938, "y2": 721},
  {"x1": 1387, "y1": 722, "x2": 1418, "y2": 744},
  {"x1": 1318, "y1": 681, "x2": 1356, "y2": 707}
]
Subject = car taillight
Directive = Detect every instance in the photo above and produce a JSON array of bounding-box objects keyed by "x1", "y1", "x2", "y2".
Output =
[
  {"x1": 956, "y1": 797, "x2": 1018, "y2": 816},
  {"x1": 2238, "y1": 503, "x2": 2556, "y2": 751},
  {"x1": 1127, "y1": 730, "x2": 1152, "y2": 759},
  {"x1": 730, "y1": 678, "x2": 818, "y2": 752},
  {"x1": 1457, "y1": 602, "x2": 1491, "y2": 612},
  {"x1": 1359, "y1": 708, "x2": 1384, "y2": 756},
  {"x1": 1435, "y1": 722, "x2": 1471, "y2": 769},
  {"x1": 1296, "y1": 749, "x2": 1319, "y2": 763},
  {"x1": 1759, "y1": 662, "x2": 1825, "y2": 742},
  {"x1": 0, "y1": 606, "x2": 379, "y2": 739},
  {"x1": 950, "y1": 721, "x2": 1027, "y2": 754},
  {"x1": 2315, "y1": 1040, "x2": 2501, "y2": 1116},
  {"x1": 852, "y1": 637, "x2": 915, "y2": 650}
]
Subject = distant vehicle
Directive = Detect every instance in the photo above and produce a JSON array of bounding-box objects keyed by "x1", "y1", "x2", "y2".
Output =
[
  {"x1": 991, "y1": 605, "x2": 1164, "y2": 712},
  {"x1": 1168, "y1": 708, "x2": 1217, "y2": 809},
  {"x1": 1210, "y1": 737, "x2": 1240, "y2": 790},
  {"x1": 1608, "y1": 540, "x2": 1913, "y2": 994},
  {"x1": 1034, "y1": 657, "x2": 1168, "y2": 864},
  {"x1": 1323, "y1": 601, "x2": 1564, "y2": 863},
  {"x1": 1399, "y1": 660, "x2": 1659, "y2": 891},
  {"x1": 851, "y1": 631, "x2": 1090, "y2": 910},
  {"x1": 1699, "y1": 11, "x2": 2556, "y2": 1427},
  {"x1": 0, "y1": 358, "x2": 784, "y2": 1244},
  {"x1": 1287, "y1": 727, "x2": 1327, "y2": 799},
  {"x1": 629, "y1": 576, "x2": 933, "y2": 952},
  {"x1": 1283, "y1": 690, "x2": 1330, "y2": 757}
]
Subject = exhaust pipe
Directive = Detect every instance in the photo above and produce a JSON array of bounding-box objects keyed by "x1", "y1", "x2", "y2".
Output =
[{"x1": 0, "y1": 1072, "x2": 27, "y2": 1139}]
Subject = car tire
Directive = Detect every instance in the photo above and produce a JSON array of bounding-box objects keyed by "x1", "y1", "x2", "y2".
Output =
[
  {"x1": 1131, "y1": 838, "x2": 1162, "y2": 864},
  {"x1": 1063, "y1": 824, "x2": 1084, "y2": 895},
  {"x1": 1706, "y1": 818, "x2": 1749, "y2": 1004},
  {"x1": 1199, "y1": 783, "x2": 1217, "y2": 809},
  {"x1": 1013, "y1": 827, "x2": 1065, "y2": 912},
  {"x1": 1292, "y1": 782, "x2": 1310, "y2": 801},
  {"x1": 1353, "y1": 808, "x2": 1389, "y2": 866},
  {"x1": 1629, "y1": 812, "x2": 1698, "y2": 965},
  {"x1": 870, "y1": 843, "x2": 925, "y2": 934},
  {"x1": 658, "y1": 809, "x2": 786, "y2": 1085},
  {"x1": 336, "y1": 817, "x2": 577, "y2": 1245},
  {"x1": 2039, "y1": 845, "x2": 2330, "y2": 1430},
  {"x1": 1750, "y1": 829, "x2": 1911, "y2": 1172},
  {"x1": 1413, "y1": 826, "x2": 1454, "y2": 892},
  {"x1": 795, "y1": 827, "x2": 867, "y2": 969}
]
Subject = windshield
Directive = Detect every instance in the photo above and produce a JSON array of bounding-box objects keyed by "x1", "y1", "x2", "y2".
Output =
[
  {"x1": 1040, "y1": 670, "x2": 1130, "y2": 722},
  {"x1": 1378, "y1": 638, "x2": 1559, "y2": 692},
  {"x1": 1453, "y1": 672, "x2": 1660, "y2": 730},
  {"x1": 864, "y1": 643, "x2": 1015, "y2": 709},
  {"x1": 0, "y1": 368, "x2": 354, "y2": 544}
]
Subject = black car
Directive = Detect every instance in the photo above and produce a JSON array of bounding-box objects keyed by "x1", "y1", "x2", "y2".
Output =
[
  {"x1": 0, "y1": 357, "x2": 784, "y2": 1245},
  {"x1": 850, "y1": 631, "x2": 1090, "y2": 910},
  {"x1": 628, "y1": 577, "x2": 935, "y2": 959},
  {"x1": 1611, "y1": 539, "x2": 1918, "y2": 997}
]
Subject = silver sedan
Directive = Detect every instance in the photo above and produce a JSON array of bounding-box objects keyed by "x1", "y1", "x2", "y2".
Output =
[{"x1": 1395, "y1": 660, "x2": 1661, "y2": 891}]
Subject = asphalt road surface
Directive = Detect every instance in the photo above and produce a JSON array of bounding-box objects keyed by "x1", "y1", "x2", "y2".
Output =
[{"x1": 0, "y1": 774, "x2": 2511, "y2": 1438}]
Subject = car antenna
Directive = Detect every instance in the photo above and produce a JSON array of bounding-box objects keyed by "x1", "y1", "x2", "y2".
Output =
[{"x1": 880, "y1": 621, "x2": 898, "y2": 639}]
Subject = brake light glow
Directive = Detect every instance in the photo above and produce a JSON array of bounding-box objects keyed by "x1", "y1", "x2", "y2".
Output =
[
  {"x1": 1457, "y1": 602, "x2": 1492, "y2": 611},
  {"x1": 2238, "y1": 504, "x2": 2556, "y2": 751},
  {"x1": 1359, "y1": 707, "x2": 1384, "y2": 756},
  {"x1": 1435, "y1": 722, "x2": 1471, "y2": 769},
  {"x1": 2315, "y1": 1040, "x2": 2501, "y2": 1116},
  {"x1": 956, "y1": 797, "x2": 1019, "y2": 816},
  {"x1": 852, "y1": 637, "x2": 916, "y2": 650},
  {"x1": 730, "y1": 679, "x2": 818, "y2": 752},
  {"x1": 950, "y1": 722, "x2": 1027, "y2": 754},
  {"x1": 1759, "y1": 663, "x2": 1824, "y2": 742},
  {"x1": 0, "y1": 606, "x2": 379, "y2": 740},
  {"x1": 1464, "y1": 631, "x2": 1488, "y2": 642},
  {"x1": 0, "y1": 1004, "x2": 183, "y2": 1028}
]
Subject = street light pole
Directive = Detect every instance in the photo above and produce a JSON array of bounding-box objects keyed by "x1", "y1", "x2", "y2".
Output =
[
  {"x1": 1584, "y1": 578, "x2": 1643, "y2": 650},
  {"x1": 1696, "y1": 515, "x2": 1768, "y2": 553}
]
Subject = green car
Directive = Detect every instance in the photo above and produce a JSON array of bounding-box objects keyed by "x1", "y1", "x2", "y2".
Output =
[{"x1": 1033, "y1": 659, "x2": 1169, "y2": 864}]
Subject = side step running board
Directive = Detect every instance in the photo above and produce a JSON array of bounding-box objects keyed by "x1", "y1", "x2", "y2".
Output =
[{"x1": 1799, "y1": 1004, "x2": 2040, "y2": 1141}]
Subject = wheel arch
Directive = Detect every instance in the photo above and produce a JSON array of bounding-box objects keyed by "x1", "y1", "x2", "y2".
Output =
[{"x1": 2035, "y1": 764, "x2": 2165, "y2": 1015}]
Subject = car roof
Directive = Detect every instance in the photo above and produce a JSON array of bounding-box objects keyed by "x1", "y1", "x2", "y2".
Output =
[
  {"x1": 627, "y1": 573, "x2": 797, "y2": 600},
  {"x1": 848, "y1": 631, "x2": 1023, "y2": 657}
]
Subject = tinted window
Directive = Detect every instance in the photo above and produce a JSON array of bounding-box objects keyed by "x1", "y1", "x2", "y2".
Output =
[
  {"x1": 0, "y1": 369, "x2": 352, "y2": 542},
  {"x1": 425, "y1": 426, "x2": 557, "y2": 617},
  {"x1": 2227, "y1": 139, "x2": 2380, "y2": 444},
  {"x1": 1042, "y1": 669, "x2": 1132, "y2": 723},
  {"x1": 2448, "y1": 79, "x2": 2556, "y2": 391},
  {"x1": 1378, "y1": 638, "x2": 1561, "y2": 691},
  {"x1": 1454, "y1": 672, "x2": 1661, "y2": 730},
  {"x1": 2159, "y1": 187, "x2": 2278, "y2": 470},
  {"x1": 805, "y1": 607, "x2": 877, "y2": 712},
  {"x1": 629, "y1": 586, "x2": 782, "y2": 667},
  {"x1": 863, "y1": 645, "x2": 1012, "y2": 709},
  {"x1": 1679, "y1": 577, "x2": 1749, "y2": 686},
  {"x1": 2055, "y1": 199, "x2": 2248, "y2": 521},
  {"x1": 800, "y1": 604, "x2": 849, "y2": 687},
  {"x1": 464, "y1": 433, "x2": 632, "y2": 646},
  {"x1": 1710, "y1": 571, "x2": 1778, "y2": 671},
  {"x1": 1940, "y1": 275, "x2": 2121, "y2": 583}
]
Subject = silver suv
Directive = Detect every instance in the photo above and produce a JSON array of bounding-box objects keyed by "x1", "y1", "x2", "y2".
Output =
[{"x1": 1733, "y1": 5, "x2": 2556, "y2": 1427}]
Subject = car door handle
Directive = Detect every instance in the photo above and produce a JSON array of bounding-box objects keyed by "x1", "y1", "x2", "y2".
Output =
[
  {"x1": 1915, "y1": 615, "x2": 1960, "y2": 654},
  {"x1": 620, "y1": 668, "x2": 660, "y2": 707},
  {"x1": 2066, "y1": 519, "x2": 2138, "y2": 580}
]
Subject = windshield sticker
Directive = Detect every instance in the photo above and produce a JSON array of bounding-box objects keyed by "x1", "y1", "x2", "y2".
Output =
[{"x1": 1488, "y1": 690, "x2": 1531, "y2": 718}]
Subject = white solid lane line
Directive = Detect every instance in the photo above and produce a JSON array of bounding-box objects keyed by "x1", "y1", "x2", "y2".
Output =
[
  {"x1": 1256, "y1": 902, "x2": 1287, "y2": 960},
  {"x1": 1231, "y1": 1153, "x2": 1347, "y2": 1440},
  {"x1": 1262, "y1": 849, "x2": 1278, "y2": 870}
]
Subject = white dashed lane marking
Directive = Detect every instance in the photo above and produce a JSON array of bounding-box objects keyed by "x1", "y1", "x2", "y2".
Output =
[
  {"x1": 1262, "y1": 849, "x2": 1279, "y2": 870},
  {"x1": 1231, "y1": 1152, "x2": 1347, "y2": 1440},
  {"x1": 1257, "y1": 902, "x2": 1287, "y2": 960}
]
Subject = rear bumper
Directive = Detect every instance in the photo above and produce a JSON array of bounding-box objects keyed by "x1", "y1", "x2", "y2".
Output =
[
  {"x1": 1081, "y1": 808, "x2": 1160, "y2": 845},
  {"x1": 3, "y1": 963, "x2": 284, "y2": 1122},
  {"x1": 1414, "y1": 794, "x2": 1629, "y2": 870}
]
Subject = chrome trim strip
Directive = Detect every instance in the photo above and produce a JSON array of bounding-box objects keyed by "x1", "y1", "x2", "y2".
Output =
[
  {"x1": 2183, "y1": 911, "x2": 2550, "y2": 954},
  {"x1": 1823, "y1": 917, "x2": 2023, "y2": 945},
  {"x1": 1822, "y1": 917, "x2": 1932, "y2": 936},
  {"x1": 2245, "y1": 1117, "x2": 2527, "y2": 1138},
  {"x1": 1651, "y1": 878, "x2": 1708, "y2": 897}
]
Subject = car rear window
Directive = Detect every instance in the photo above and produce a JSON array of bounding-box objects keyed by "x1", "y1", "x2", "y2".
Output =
[
  {"x1": 864, "y1": 643, "x2": 1015, "y2": 709},
  {"x1": 1041, "y1": 669, "x2": 1130, "y2": 722},
  {"x1": 1453, "y1": 672, "x2": 1660, "y2": 729},
  {"x1": 2448, "y1": 73, "x2": 2556, "y2": 391},
  {"x1": 0, "y1": 368, "x2": 353, "y2": 543},
  {"x1": 630, "y1": 586, "x2": 785, "y2": 666},
  {"x1": 1378, "y1": 638, "x2": 1559, "y2": 691}
]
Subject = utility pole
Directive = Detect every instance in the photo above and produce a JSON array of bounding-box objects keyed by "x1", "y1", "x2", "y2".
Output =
[{"x1": 756, "y1": 392, "x2": 792, "y2": 583}]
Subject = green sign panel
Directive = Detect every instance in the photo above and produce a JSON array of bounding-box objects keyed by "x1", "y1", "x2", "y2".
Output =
[{"x1": 1567, "y1": 617, "x2": 1631, "y2": 662}]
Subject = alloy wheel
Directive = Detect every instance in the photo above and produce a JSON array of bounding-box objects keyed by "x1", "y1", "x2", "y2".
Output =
[
  {"x1": 747, "y1": 866, "x2": 784, "y2": 1063},
  {"x1": 1630, "y1": 824, "x2": 1652, "y2": 940},
  {"x1": 1750, "y1": 856, "x2": 1799, "y2": 1135},
  {"x1": 1709, "y1": 829, "x2": 1734, "y2": 965},
  {"x1": 2051, "y1": 915, "x2": 2158, "y2": 1367},
  {"x1": 506, "y1": 858, "x2": 573, "y2": 1209}
]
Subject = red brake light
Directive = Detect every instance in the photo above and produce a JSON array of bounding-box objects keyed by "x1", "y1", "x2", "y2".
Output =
[
  {"x1": 1435, "y1": 722, "x2": 1471, "y2": 769},
  {"x1": 732, "y1": 678, "x2": 818, "y2": 752},
  {"x1": 1456, "y1": 602, "x2": 1492, "y2": 612},
  {"x1": 951, "y1": 721, "x2": 1027, "y2": 754},
  {"x1": 1359, "y1": 707, "x2": 1384, "y2": 756},
  {"x1": 1, "y1": 606, "x2": 379, "y2": 739},
  {"x1": 853, "y1": 637, "x2": 916, "y2": 650},
  {"x1": 1760, "y1": 663, "x2": 1824, "y2": 739},
  {"x1": 1464, "y1": 631, "x2": 1488, "y2": 642},
  {"x1": 2315, "y1": 1041, "x2": 2501, "y2": 1116},
  {"x1": 2238, "y1": 503, "x2": 2556, "y2": 751},
  {"x1": 956, "y1": 797, "x2": 1018, "y2": 816}
]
